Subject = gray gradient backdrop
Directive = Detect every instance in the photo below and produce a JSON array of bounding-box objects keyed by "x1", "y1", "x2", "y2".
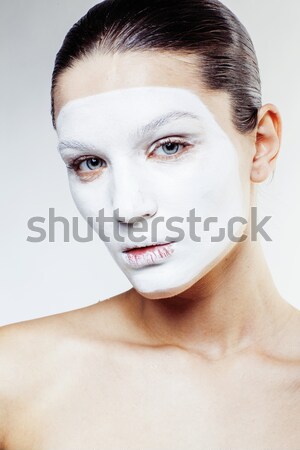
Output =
[{"x1": 1, "y1": 0, "x2": 299, "y2": 325}]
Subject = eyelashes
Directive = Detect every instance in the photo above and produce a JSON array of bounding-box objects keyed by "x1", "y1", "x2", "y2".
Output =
[
  {"x1": 148, "y1": 137, "x2": 191, "y2": 160},
  {"x1": 66, "y1": 136, "x2": 194, "y2": 181},
  {"x1": 67, "y1": 156, "x2": 105, "y2": 172}
]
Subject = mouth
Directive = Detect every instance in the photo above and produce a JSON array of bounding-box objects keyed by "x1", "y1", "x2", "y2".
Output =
[
  {"x1": 122, "y1": 241, "x2": 175, "y2": 253},
  {"x1": 121, "y1": 241, "x2": 176, "y2": 268}
]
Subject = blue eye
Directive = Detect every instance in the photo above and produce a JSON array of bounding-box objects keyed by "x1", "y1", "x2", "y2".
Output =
[
  {"x1": 79, "y1": 157, "x2": 103, "y2": 171},
  {"x1": 159, "y1": 142, "x2": 181, "y2": 155},
  {"x1": 66, "y1": 155, "x2": 105, "y2": 182},
  {"x1": 151, "y1": 138, "x2": 190, "y2": 160}
]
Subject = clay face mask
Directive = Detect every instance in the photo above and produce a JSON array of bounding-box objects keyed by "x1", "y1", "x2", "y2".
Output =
[{"x1": 56, "y1": 86, "x2": 246, "y2": 299}]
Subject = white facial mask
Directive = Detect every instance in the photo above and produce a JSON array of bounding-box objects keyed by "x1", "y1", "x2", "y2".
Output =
[{"x1": 56, "y1": 87, "x2": 246, "y2": 299}]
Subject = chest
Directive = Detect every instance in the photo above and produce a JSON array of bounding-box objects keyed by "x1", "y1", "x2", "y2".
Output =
[{"x1": 7, "y1": 354, "x2": 300, "y2": 450}]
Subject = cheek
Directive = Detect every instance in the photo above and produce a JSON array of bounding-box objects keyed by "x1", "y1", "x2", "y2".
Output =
[
  {"x1": 197, "y1": 142, "x2": 244, "y2": 210},
  {"x1": 68, "y1": 176, "x2": 109, "y2": 219},
  {"x1": 152, "y1": 142, "x2": 243, "y2": 217}
]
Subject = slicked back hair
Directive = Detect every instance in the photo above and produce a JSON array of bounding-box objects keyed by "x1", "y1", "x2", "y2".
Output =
[{"x1": 51, "y1": 0, "x2": 262, "y2": 133}]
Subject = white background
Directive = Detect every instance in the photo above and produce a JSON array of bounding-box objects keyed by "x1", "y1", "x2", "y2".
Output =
[{"x1": 1, "y1": 0, "x2": 299, "y2": 325}]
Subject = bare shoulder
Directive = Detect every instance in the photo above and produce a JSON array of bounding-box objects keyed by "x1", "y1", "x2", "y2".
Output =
[
  {"x1": 0, "y1": 315, "x2": 67, "y2": 448},
  {"x1": 0, "y1": 291, "x2": 133, "y2": 446},
  {"x1": 0, "y1": 291, "x2": 130, "y2": 377},
  {"x1": 0, "y1": 306, "x2": 89, "y2": 404},
  {"x1": 0, "y1": 289, "x2": 137, "y2": 393}
]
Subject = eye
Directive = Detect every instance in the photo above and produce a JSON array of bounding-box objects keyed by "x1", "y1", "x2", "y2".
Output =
[
  {"x1": 67, "y1": 156, "x2": 106, "y2": 181},
  {"x1": 78, "y1": 157, "x2": 104, "y2": 171},
  {"x1": 149, "y1": 138, "x2": 191, "y2": 160}
]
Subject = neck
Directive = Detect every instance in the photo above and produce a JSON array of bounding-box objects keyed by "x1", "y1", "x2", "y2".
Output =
[{"x1": 131, "y1": 239, "x2": 293, "y2": 360}]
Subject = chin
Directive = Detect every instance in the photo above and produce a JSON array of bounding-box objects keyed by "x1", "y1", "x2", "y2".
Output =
[{"x1": 129, "y1": 265, "x2": 211, "y2": 300}]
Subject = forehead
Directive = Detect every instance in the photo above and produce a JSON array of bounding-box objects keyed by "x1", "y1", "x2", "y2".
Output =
[
  {"x1": 54, "y1": 51, "x2": 201, "y2": 116},
  {"x1": 54, "y1": 52, "x2": 235, "y2": 136},
  {"x1": 57, "y1": 86, "x2": 217, "y2": 132}
]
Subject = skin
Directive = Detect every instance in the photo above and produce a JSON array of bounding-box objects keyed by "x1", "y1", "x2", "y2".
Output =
[
  {"x1": 56, "y1": 85, "x2": 248, "y2": 298},
  {"x1": 0, "y1": 51, "x2": 299, "y2": 450}
]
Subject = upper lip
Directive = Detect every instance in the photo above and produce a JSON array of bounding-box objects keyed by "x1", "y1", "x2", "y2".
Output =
[{"x1": 122, "y1": 241, "x2": 175, "y2": 253}]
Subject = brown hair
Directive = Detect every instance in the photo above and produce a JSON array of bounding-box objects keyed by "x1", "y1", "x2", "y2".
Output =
[{"x1": 51, "y1": 0, "x2": 262, "y2": 133}]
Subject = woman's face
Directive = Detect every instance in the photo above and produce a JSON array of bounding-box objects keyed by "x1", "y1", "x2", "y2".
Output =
[{"x1": 55, "y1": 52, "x2": 254, "y2": 299}]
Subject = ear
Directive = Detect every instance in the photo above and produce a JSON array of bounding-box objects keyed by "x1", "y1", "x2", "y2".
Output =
[{"x1": 251, "y1": 103, "x2": 282, "y2": 184}]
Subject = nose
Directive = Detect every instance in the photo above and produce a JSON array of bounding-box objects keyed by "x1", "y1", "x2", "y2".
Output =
[{"x1": 111, "y1": 165, "x2": 158, "y2": 224}]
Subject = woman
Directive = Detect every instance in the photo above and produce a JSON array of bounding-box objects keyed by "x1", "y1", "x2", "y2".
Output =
[{"x1": 1, "y1": 0, "x2": 299, "y2": 448}]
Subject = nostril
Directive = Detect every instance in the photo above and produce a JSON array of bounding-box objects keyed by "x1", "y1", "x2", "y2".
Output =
[
  {"x1": 116, "y1": 212, "x2": 154, "y2": 224},
  {"x1": 113, "y1": 198, "x2": 158, "y2": 224}
]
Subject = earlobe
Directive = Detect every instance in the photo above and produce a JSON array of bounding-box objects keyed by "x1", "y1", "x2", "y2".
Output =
[{"x1": 250, "y1": 157, "x2": 272, "y2": 183}]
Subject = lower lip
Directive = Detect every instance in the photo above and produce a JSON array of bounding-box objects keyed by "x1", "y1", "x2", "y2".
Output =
[{"x1": 122, "y1": 243, "x2": 175, "y2": 268}]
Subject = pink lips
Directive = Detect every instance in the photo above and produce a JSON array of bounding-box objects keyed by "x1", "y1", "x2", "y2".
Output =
[
  {"x1": 122, "y1": 242, "x2": 175, "y2": 268},
  {"x1": 124, "y1": 242, "x2": 171, "y2": 255}
]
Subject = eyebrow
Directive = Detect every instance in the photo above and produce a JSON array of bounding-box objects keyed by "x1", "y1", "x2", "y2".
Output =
[
  {"x1": 58, "y1": 139, "x2": 98, "y2": 153},
  {"x1": 134, "y1": 111, "x2": 201, "y2": 139},
  {"x1": 58, "y1": 110, "x2": 201, "y2": 153}
]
